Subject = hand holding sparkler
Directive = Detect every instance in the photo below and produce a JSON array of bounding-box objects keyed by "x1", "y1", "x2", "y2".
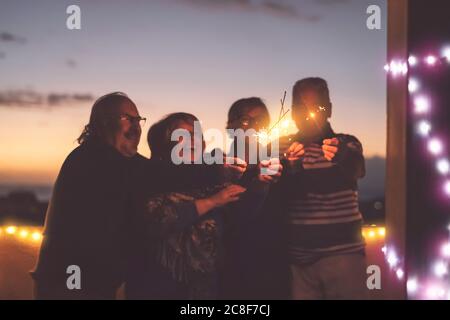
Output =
[
  {"x1": 284, "y1": 142, "x2": 305, "y2": 161},
  {"x1": 322, "y1": 138, "x2": 339, "y2": 161},
  {"x1": 258, "y1": 158, "x2": 283, "y2": 183}
]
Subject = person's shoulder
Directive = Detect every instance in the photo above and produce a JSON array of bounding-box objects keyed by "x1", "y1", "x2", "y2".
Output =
[
  {"x1": 62, "y1": 144, "x2": 86, "y2": 166},
  {"x1": 133, "y1": 153, "x2": 149, "y2": 165}
]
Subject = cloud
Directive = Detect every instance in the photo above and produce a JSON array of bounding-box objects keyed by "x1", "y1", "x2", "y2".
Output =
[
  {"x1": 178, "y1": 0, "x2": 320, "y2": 22},
  {"x1": 261, "y1": 1, "x2": 320, "y2": 22},
  {"x1": 0, "y1": 89, "x2": 94, "y2": 108},
  {"x1": 0, "y1": 31, "x2": 26, "y2": 44}
]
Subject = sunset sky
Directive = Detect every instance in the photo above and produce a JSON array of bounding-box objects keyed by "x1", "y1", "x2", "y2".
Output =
[{"x1": 0, "y1": 0, "x2": 387, "y2": 186}]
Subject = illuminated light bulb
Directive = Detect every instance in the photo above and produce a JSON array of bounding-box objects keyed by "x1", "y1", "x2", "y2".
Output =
[
  {"x1": 433, "y1": 261, "x2": 448, "y2": 277},
  {"x1": 378, "y1": 228, "x2": 386, "y2": 237},
  {"x1": 417, "y1": 121, "x2": 432, "y2": 137},
  {"x1": 407, "y1": 278, "x2": 418, "y2": 294},
  {"x1": 19, "y1": 229, "x2": 29, "y2": 238},
  {"x1": 425, "y1": 55, "x2": 438, "y2": 66},
  {"x1": 441, "y1": 242, "x2": 450, "y2": 258},
  {"x1": 5, "y1": 226, "x2": 17, "y2": 235},
  {"x1": 426, "y1": 285, "x2": 446, "y2": 299},
  {"x1": 428, "y1": 138, "x2": 443, "y2": 155},
  {"x1": 408, "y1": 78, "x2": 419, "y2": 93},
  {"x1": 444, "y1": 180, "x2": 450, "y2": 196},
  {"x1": 442, "y1": 47, "x2": 450, "y2": 62},
  {"x1": 396, "y1": 268, "x2": 405, "y2": 280},
  {"x1": 368, "y1": 230, "x2": 376, "y2": 238},
  {"x1": 387, "y1": 250, "x2": 399, "y2": 268},
  {"x1": 390, "y1": 61, "x2": 403, "y2": 76},
  {"x1": 381, "y1": 246, "x2": 387, "y2": 254},
  {"x1": 408, "y1": 55, "x2": 418, "y2": 66},
  {"x1": 401, "y1": 62, "x2": 408, "y2": 75},
  {"x1": 414, "y1": 96, "x2": 430, "y2": 114},
  {"x1": 31, "y1": 232, "x2": 42, "y2": 242},
  {"x1": 437, "y1": 159, "x2": 450, "y2": 175}
]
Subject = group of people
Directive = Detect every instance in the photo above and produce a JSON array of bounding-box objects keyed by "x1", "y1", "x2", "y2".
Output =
[{"x1": 32, "y1": 77, "x2": 368, "y2": 300}]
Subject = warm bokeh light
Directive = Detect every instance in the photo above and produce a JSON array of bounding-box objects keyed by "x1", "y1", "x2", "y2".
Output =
[
  {"x1": 1, "y1": 225, "x2": 386, "y2": 245},
  {"x1": 31, "y1": 232, "x2": 42, "y2": 242},
  {"x1": 362, "y1": 226, "x2": 386, "y2": 241},
  {"x1": 19, "y1": 229, "x2": 29, "y2": 238},
  {"x1": 1, "y1": 226, "x2": 42, "y2": 243},
  {"x1": 5, "y1": 226, "x2": 17, "y2": 235}
]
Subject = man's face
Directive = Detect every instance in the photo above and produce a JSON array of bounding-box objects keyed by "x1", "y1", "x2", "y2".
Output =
[
  {"x1": 112, "y1": 101, "x2": 142, "y2": 157},
  {"x1": 293, "y1": 90, "x2": 330, "y2": 135}
]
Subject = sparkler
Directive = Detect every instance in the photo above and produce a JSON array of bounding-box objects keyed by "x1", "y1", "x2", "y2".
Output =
[{"x1": 254, "y1": 90, "x2": 292, "y2": 145}]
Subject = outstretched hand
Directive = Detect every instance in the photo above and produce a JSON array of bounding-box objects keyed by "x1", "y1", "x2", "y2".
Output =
[{"x1": 285, "y1": 142, "x2": 305, "y2": 161}]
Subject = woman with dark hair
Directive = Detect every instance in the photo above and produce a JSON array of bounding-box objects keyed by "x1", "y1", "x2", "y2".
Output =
[
  {"x1": 221, "y1": 97, "x2": 290, "y2": 299},
  {"x1": 226, "y1": 97, "x2": 271, "y2": 166},
  {"x1": 126, "y1": 112, "x2": 281, "y2": 299}
]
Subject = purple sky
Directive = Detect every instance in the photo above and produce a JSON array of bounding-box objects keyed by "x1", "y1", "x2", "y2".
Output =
[{"x1": 0, "y1": 0, "x2": 387, "y2": 185}]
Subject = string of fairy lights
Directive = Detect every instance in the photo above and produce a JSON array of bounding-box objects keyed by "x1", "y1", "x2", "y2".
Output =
[
  {"x1": 0, "y1": 226, "x2": 42, "y2": 243},
  {"x1": 0, "y1": 225, "x2": 385, "y2": 243},
  {"x1": 384, "y1": 45, "x2": 450, "y2": 299}
]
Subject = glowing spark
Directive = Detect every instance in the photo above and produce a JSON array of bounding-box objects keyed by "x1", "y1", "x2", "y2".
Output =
[
  {"x1": 31, "y1": 232, "x2": 42, "y2": 242},
  {"x1": 414, "y1": 96, "x2": 430, "y2": 114},
  {"x1": 19, "y1": 229, "x2": 29, "y2": 238},
  {"x1": 408, "y1": 55, "x2": 418, "y2": 66},
  {"x1": 407, "y1": 278, "x2": 418, "y2": 294},
  {"x1": 408, "y1": 79, "x2": 419, "y2": 93},
  {"x1": 444, "y1": 180, "x2": 450, "y2": 196},
  {"x1": 437, "y1": 159, "x2": 450, "y2": 175},
  {"x1": 6, "y1": 226, "x2": 17, "y2": 235},
  {"x1": 428, "y1": 138, "x2": 443, "y2": 155},
  {"x1": 396, "y1": 268, "x2": 405, "y2": 280},
  {"x1": 433, "y1": 261, "x2": 448, "y2": 277},
  {"x1": 417, "y1": 120, "x2": 431, "y2": 137},
  {"x1": 425, "y1": 55, "x2": 437, "y2": 66}
]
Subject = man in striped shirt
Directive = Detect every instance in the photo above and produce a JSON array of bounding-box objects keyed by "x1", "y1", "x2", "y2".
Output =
[{"x1": 277, "y1": 77, "x2": 367, "y2": 299}]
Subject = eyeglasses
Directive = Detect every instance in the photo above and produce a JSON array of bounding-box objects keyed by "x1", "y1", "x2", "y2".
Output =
[{"x1": 119, "y1": 114, "x2": 147, "y2": 126}]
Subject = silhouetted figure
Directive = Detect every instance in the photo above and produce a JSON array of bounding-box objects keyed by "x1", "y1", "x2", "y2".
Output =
[
  {"x1": 278, "y1": 78, "x2": 367, "y2": 299},
  {"x1": 32, "y1": 92, "x2": 147, "y2": 299},
  {"x1": 126, "y1": 112, "x2": 280, "y2": 299}
]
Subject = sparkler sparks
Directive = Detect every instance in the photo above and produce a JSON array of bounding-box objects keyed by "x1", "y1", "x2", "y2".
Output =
[{"x1": 254, "y1": 90, "x2": 293, "y2": 145}]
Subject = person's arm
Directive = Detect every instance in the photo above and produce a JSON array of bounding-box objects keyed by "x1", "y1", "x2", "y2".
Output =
[{"x1": 142, "y1": 185, "x2": 246, "y2": 237}]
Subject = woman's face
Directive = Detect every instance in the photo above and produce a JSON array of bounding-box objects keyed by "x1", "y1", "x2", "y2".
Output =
[
  {"x1": 174, "y1": 120, "x2": 204, "y2": 163},
  {"x1": 238, "y1": 106, "x2": 270, "y2": 131}
]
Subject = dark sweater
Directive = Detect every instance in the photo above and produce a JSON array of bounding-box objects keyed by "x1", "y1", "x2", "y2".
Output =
[
  {"x1": 32, "y1": 139, "x2": 146, "y2": 298},
  {"x1": 278, "y1": 123, "x2": 366, "y2": 265}
]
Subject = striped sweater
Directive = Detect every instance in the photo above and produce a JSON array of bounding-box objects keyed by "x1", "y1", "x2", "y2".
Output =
[{"x1": 277, "y1": 124, "x2": 366, "y2": 265}]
